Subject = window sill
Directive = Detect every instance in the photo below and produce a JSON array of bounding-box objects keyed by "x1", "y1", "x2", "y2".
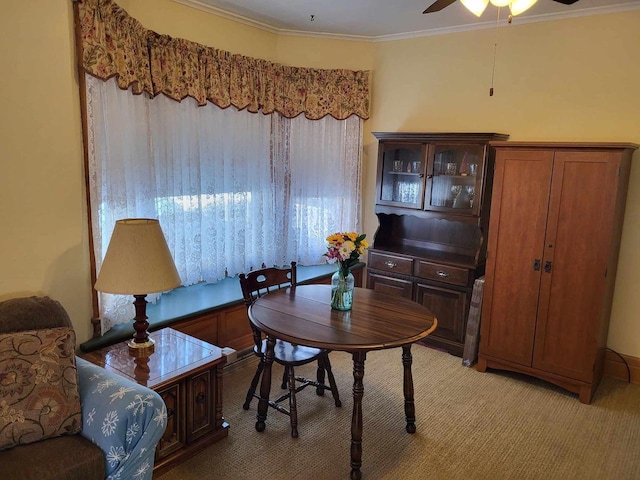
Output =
[{"x1": 79, "y1": 262, "x2": 364, "y2": 352}]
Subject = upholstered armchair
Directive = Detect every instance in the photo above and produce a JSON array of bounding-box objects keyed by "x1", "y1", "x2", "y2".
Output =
[{"x1": 0, "y1": 296, "x2": 167, "y2": 480}]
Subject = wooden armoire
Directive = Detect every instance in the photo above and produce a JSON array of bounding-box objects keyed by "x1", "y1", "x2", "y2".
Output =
[{"x1": 478, "y1": 142, "x2": 637, "y2": 403}]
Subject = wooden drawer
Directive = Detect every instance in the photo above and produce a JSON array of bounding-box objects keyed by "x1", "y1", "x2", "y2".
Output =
[
  {"x1": 414, "y1": 261, "x2": 469, "y2": 287},
  {"x1": 367, "y1": 272, "x2": 413, "y2": 299},
  {"x1": 368, "y1": 251, "x2": 413, "y2": 276}
]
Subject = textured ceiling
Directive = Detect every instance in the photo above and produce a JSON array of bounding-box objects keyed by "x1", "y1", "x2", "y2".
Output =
[{"x1": 175, "y1": 0, "x2": 640, "y2": 39}]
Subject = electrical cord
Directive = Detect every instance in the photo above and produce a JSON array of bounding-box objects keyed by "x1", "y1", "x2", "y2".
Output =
[{"x1": 605, "y1": 347, "x2": 631, "y2": 383}]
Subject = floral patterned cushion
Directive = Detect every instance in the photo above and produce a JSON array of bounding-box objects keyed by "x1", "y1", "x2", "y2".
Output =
[{"x1": 0, "y1": 327, "x2": 82, "y2": 450}]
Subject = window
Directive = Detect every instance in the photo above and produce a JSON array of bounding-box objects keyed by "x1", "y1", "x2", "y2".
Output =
[{"x1": 86, "y1": 75, "x2": 363, "y2": 331}]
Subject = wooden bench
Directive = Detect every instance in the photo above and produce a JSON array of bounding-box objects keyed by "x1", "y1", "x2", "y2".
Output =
[{"x1": 80, "y1": 263, "x2": 364, "y2": 354}]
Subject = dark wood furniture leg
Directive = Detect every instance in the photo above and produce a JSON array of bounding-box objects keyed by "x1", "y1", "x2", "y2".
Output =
[
  {"x1": 316, "y1": 360, "x2": 326, "y2": 396},
  {"x1": 402, "y1": 344, "x2": 416, "y2": 433},
  {"x1": 287, "y1": 365, "x2": 299, "y2": 438},
  {"x1": 350, "y1": 351, "x2": 366, "y2": 480},
  {"x1": 243, "y1": 360, "x2": 264, "y2": 410},
  {"x1": 321, "y1": 355, "x2": 342, "y2": 407},
  {"x1": 256, "y1": 336, "x2": 275, "y2": 432}
]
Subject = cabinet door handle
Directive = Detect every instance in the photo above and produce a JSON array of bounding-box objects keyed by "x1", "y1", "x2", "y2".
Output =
[
  {"x1": 436, "y1": 270, "x2": 449, "y2": 278},
  {"x1": 384, "y1": 261, "x2": 397, "y2": 268},
  {"x1": 544, "y1": 261, "x2": 552, "y2": 273},
  {"x1": 533, "y1": 259, "x2": 541, "y2": 271}
]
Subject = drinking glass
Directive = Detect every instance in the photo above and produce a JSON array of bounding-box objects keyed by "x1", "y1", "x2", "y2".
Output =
[
  {"x1": 465, "y1": 185, "x2": 475, "y2": 208},
  {"x1": 450, "y1": 184, "x2": 462, "y2": 206}
]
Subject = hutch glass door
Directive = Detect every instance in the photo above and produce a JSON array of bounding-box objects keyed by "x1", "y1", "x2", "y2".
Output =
[
  {"x1": 378, "y1": 143, "x2": 425, "y2": 209},
  {"x1": 427, "y1": 144, "x2": 485, "y2": 213}
]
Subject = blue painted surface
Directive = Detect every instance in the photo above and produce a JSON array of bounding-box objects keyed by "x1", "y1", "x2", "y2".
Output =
[{"x1": 80, "y1": 263, "x2": 363, "y2": 352}]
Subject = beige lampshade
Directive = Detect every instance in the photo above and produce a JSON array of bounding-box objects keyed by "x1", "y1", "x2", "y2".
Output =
[{"x1": 95, "y1": 218, "x2": 182, "y2": 295}]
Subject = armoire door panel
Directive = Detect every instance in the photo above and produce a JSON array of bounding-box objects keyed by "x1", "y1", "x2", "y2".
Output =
[
  {"x1": 532, "y1": 152, "x2": 620, "y2": 381},
  {"x1": 480, "y1": 150, "x2": 554, "y2": 366}
]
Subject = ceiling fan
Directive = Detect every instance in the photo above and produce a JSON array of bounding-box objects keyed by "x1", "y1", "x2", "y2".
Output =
[
  {"x1": 423, "y1": 0, "x2": 580, "y2": 17},
  {"x1": 422, "y1": 0, "x2": 580, "y2": 96}
]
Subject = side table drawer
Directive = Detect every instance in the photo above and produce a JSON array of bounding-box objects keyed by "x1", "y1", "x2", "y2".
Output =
[
  {"x1": 414, "y1": 261, "x2": 470, "y2": 287},
  {"x1": 157, "y1": 384, "x2": 185, "y2": 459},
  {"x1": 188, "y1": 369, "x2": 215, "y2": 442},
  {"x1": 368, "y1": 251, "x2": 413, "y2": 276}
]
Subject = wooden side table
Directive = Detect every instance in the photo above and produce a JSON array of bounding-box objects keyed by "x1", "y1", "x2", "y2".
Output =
[{"x1": 81, "y1": 327, "x2": 229, "y2": 475}]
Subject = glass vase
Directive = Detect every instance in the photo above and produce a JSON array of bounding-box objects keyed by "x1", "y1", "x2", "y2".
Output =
[{"x1": 331, "y1": 267, "x2": 355, "y2": 311}]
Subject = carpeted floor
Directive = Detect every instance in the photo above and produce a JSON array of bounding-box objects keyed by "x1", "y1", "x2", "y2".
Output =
[{"x1": 157, "y1": 344, "x2": 640, "y2": 480}]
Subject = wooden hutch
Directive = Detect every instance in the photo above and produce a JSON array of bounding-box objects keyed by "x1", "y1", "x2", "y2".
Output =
[{"x1": 367, "y1": 132, "x2": 508, "y2": 356}]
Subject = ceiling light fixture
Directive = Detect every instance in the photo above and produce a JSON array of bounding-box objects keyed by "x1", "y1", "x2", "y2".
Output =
[{"x1": 460, "y1": 0, "x2": 537, "y2": 18}]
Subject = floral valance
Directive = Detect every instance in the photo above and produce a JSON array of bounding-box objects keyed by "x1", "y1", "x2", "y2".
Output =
[{"x1": 76, "y1": 0, "x2": 370, "y2": 120}]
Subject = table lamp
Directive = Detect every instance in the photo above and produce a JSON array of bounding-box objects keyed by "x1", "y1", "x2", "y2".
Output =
[{"x1": 94, "y1": 218, "x2": 181, "y2": 357}]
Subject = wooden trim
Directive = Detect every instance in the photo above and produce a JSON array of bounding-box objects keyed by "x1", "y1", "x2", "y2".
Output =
[
  {"x1": 603, "y1": 350, "x2": 640, "y2": 385},
  {"x1": 489, "y1": 141, "x2": 639, "y2": 150},
  {"x1": 73, "y1": 1, "x2": 101, "y2": 335}
]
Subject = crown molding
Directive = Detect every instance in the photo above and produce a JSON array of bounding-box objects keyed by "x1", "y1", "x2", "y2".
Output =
[
  {"x1": 172, "y1": 0, "x2": 640, "y2": 43},
  {"x1": 172, "y1": 0, "x2": 280, "y2": 34}
]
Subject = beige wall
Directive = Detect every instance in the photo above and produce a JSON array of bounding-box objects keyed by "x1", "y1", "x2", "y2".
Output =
[
  {"x1": 0, "y1": 0, "x2": 92, "y2": 341},
  {"x1": 2, "y1": 1, "x2": 638, "y2": 357},
  {"x1": 366, "y1": 12, "x2": 640, "y2": 357}
]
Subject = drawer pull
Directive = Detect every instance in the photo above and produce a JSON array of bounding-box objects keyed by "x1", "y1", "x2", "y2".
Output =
[
  {"x1": 436, "y1": 270, "x2": 450, "y2": 278},
  {"x1": 384, "y1": 261, "x2": 397, "y2": 268},
  {"x1": 196, "y1": 392, "x2": 207, "y2": 404}
]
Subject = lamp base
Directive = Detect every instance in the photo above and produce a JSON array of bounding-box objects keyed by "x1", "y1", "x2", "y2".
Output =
[
  {"x1": 128, "y1": 338, "x2": 155, "y2": 357},
  {"x1": 128, "y1": 294, "x2": 155, "y2": 357}
]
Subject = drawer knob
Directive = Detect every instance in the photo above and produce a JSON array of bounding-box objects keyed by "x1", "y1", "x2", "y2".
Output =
[
  {"x1": 436, "y1": 270, "x2": 450, "y2": 278},
  {"x1": 384, "y1": 261, "x2": 397, "y2": 268},
  {"x1": 196, "y1": 392, "x2": 207, "y2": 404}
]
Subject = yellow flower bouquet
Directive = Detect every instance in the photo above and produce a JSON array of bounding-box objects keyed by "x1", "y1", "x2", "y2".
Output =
[{"x1": 325, "y1": 232, "x2": 368, "y2": 310}]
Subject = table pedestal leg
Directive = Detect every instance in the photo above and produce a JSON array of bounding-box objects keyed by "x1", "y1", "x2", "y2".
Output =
[
  {"x1": 402, "y1": 344, "x2": 416, "y2": 434},
  {"x1": 350, "y1": 351, "x2": 366, "y2": 480},
  {"x1": 256, "y1": 336, "x2": 275, "y2": 432}
]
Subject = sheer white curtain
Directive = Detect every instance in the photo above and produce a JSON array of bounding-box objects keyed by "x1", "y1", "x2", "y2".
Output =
[{"x1": 86, "y1": 75, "x2": 363, "y2": 332}]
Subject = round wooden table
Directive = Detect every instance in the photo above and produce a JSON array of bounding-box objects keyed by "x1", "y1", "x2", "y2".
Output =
[{"x1": 248, "y1": 284, "x2": 437, "y2": 480}]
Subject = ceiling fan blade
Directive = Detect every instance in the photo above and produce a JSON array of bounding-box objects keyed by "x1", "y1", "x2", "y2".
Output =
[
  {"x1": 552, "y1": 0, "x2": 580, "y2": 4},
  {"x1": 423, "y1": 0, "x2": 458, "y2": 14}
]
